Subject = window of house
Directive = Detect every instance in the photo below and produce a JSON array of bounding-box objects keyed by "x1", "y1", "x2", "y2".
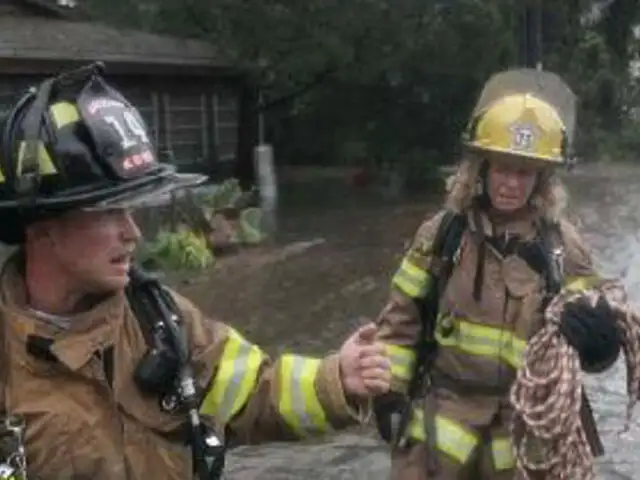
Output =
[
  {"x1": 213, "y1": 87, "x2": 239, "y2": 163},
  {"x1": 162, "y1": 91, "x2": 208, "y2": 167}
]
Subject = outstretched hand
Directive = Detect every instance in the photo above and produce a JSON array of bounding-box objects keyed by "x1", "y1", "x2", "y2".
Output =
[{"x1": 338, "y1": 322, "x2": 391, "y2": 398}]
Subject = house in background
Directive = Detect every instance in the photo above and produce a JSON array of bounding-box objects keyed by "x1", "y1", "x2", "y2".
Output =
[{"x1": 0, "y1": 0, "x2": 258, "y2": 184}]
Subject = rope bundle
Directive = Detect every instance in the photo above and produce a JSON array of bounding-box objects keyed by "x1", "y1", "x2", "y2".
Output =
[{"x1": 510, "y1": 279, "x2": 640, "y2": 479}]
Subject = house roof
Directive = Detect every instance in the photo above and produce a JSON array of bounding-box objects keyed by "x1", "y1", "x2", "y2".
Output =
[{"x1": 0, "y1": 1, "x2": 236, "y2": 70}]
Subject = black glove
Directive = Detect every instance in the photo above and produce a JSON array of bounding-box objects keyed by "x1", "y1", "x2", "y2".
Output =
[{"x1": 558, "y1": 295, "x2": 621, "y2": 373}]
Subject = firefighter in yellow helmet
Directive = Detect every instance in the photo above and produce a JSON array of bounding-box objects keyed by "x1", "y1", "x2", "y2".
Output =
[
  {"x1": 0, "y1": 63, "x2": 392, "y2": 479},
  {"x1": 372, "y1": 69, "x2": 622, "y2": 479}
]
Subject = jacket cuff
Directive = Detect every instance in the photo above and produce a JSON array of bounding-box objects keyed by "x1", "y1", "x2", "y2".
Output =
[
  {"x1": 390, "y1": 377, "x2": 410, "y2": 395},
  {"x1": 315, "y1": 353, "x2": 372, "y2": 429}
]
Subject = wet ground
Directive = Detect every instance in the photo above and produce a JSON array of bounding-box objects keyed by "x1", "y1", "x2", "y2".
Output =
[{"x1": 172, "y1": 164, "x2": 640, "y2": 479}]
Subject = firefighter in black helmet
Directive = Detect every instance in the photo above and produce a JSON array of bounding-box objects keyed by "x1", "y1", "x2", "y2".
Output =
[
  {"x1": 0, "y1": 63, "x2": 391, "y2": 480},
  {"x1": 0, "y1": 62, "x2": 205, "y2": 243}
]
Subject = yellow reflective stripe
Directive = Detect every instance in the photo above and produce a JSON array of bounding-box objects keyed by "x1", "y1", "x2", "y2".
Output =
[
  {"x1": 436, "y1": 415, "x2": 478, "y2": 464},
  {"x1": 200, "y1": 328, "x2": 264, "y2": 424},
  {"x1": 564, "y1": 274, "x2": 599, "y2": 293},
  {"x1": 384, "y1": 343, "x2": 416, "y2": 381},
  {"x1": 500, "y1": 333, "x2": 527, "y2": 368},
  {"x1": 278, "y1": 355, "x2": 330, "y2": 436},
  {"x1": 11, "y1": 141, "x2": 58, "y2": 186},
  {"x1": 0, "y1": 102, "x2": 78, "y2": 185},
  {"x1": 435, "y1": 316, "x2": 527, "y2": 369},
  {"x1": 491, "y1": 437, "x2": 516, "y2": 470},
  {"x1": 392, "y1": 258, "x2": 431, "y2": 298},
  {"x1": 408, "y1": 408, "x2": 426, "y2": 442},
  {"x1": 49, "y1": 101, "x2": 80, "y2": 129},
  {"x1": 408, "y1": 408, "x2": 478, "y2": 464}
]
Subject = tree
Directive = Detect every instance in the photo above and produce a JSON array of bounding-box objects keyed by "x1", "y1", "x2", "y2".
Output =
[{"x1": 86, "y1": 0, "x2": 640, "y2": 165}]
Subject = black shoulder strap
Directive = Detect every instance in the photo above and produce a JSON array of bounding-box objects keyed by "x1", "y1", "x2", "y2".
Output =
[
  {"x1": 125, "y1": 266, "x2": 227, "y2": 475},
  {"x1": 126, "y1": 265, "x2": 190, "y2": 364},
  {"x1": 429, "y1": 211, "x2": 458, "y2": 270},
  {"x1": 419, "y1": 210, "x2": 467, "y2": 328},
  {"x1": 406, "y1": 211, "x2": 467, "y2": 392},
  {"x1": 115, "y1": 266, "x2": 167, "y2": 388},
  {"x1": 536, "y1": 217, "x2": 565, "y2": 297},
  {"x1": 430, "y1": 211, "x2": 467, "y2": 288},
  {"x1": 125, "y1": 266, "x2": 165, "y2": 349},
  {"x1": 126, "y1": 266, "x2": 181, "y2": 347}
]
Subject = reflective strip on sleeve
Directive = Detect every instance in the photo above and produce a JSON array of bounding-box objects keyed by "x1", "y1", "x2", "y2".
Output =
[
  {"x1": 277, "y1": 355, "x2": 331, "y2": 436},
  {"x1": 563, "y1": 274, "x2": 599, "y2": 293},
  {"x1": 408, "y1": 408, "x2": 478, "y2": 465},
  {"x1": 391, "y1": 258, "x2": 431, "y2": 298},
  {"x1": 491, "y1": 436, "x2": 516, "y2": 471},
  {"x1": 384, "y1": 343, "x2": 416, "y2": 382},
  {"x1": 199, "y1": 328, "x2": 264, "y2": 424},
  {"x1": 435, "y1": 315, "x2": 527, "y2": 369}
]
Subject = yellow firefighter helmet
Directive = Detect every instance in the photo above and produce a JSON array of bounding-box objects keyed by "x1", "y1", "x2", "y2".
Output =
[{"x1": 462, "y1": 68, "x2": 576, "y2": 165}]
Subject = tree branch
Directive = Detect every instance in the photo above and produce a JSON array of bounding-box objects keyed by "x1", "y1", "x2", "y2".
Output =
[{"x1": 256, "y1": 66, "x2": 339, "y2": 112}]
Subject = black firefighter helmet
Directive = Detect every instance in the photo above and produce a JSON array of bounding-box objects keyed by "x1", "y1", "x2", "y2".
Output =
[{"x1": 0, "y1": 62, "x2": 206, "y2": 244}]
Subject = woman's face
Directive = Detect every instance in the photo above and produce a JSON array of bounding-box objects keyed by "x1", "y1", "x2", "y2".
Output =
[{"x1": 486, "y1": 161, "x2": 539, "y2": 213}]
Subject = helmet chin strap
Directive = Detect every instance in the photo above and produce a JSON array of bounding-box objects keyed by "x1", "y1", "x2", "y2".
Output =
[{"x1": 472, "y1": 159, "x2": 491, "y2": 208}]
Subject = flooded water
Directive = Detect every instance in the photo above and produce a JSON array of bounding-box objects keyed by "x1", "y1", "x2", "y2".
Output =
[
  {"x1": 565, "y1": 164, "x2": 640, "y2": 480},
  {"x1": 173, "y1": 164, "x2": 640, "y2": 479}
]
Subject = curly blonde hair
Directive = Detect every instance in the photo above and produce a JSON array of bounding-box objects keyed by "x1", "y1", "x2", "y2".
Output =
[{"x1": 444, "y1": 152, "x2": 568, "y2": 222}]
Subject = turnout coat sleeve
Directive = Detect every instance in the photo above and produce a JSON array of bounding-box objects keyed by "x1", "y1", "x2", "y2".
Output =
[
  {"x1": 375, "y1": 210, "x2": 449, "y2": 394},
  {"x1": 171, "y1": 292, "x2": 370, "y2": 446}
]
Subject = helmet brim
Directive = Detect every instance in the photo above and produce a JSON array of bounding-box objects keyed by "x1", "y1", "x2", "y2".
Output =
[
  {"x1": 0, "y1": 168, "x2": 209, "y2": 246},
  {"x1": 465, "y1": 143, "x2": 564, "y2": 168},
  {"x1": 82, "y1": 170, "x2": 208, "y2": 211},
  {"x1": 0, "y1": 164, "x2": 208, "y2": 212}
]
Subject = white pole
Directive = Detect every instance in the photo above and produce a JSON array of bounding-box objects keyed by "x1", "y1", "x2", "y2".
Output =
[{"x1": 254, "y1": 90, "x2": 278, "y2": 238}]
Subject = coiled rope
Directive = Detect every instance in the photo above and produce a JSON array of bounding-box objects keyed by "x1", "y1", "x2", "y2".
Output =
[{"x1": 510, "y1": 279, "x2": 640, "y2": 479}]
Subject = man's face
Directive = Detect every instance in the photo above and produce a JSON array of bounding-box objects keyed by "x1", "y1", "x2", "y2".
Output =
[
  {"x1": 486, "y1": 161, "x2": 539, "y2": 213},
  {"x1": 40, "y1": 208, "x2": 141, "y2": 294}
]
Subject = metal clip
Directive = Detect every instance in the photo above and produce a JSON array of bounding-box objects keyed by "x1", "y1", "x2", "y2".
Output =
[
  {"x1": 551, "y1": 246, "x2": 565, "y2": 285},
  {"x1": 438, "y1": 315, "x2": 456, "y2": 338},
  {"x1": 0, "y1": 415, "x2": 27, "y2": 479}
]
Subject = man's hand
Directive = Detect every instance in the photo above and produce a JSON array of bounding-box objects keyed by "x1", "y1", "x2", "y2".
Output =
[{"x1": 338, "y1": 322, "x2": 391, "y2": 398}]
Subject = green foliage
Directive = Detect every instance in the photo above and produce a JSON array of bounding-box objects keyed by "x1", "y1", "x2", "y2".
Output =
[
  {"x1": 198, "y1": 178, "x2": 257, "y2": 211},
  {"x1": 196, "y1": 178, "x2": 266, "y2": 245},
  {"x1": 134, "y1": 177, "x2": 266, "y2": 273},
  {"x1": 199, "y1": 178, "x2": 244, "y2": 210},
  {"x1": 239, "y1": 207, "x2": 266, "y2": 244},
  {"x1": 139, "y1": 228, "x2": 214, "y2": 272}
]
